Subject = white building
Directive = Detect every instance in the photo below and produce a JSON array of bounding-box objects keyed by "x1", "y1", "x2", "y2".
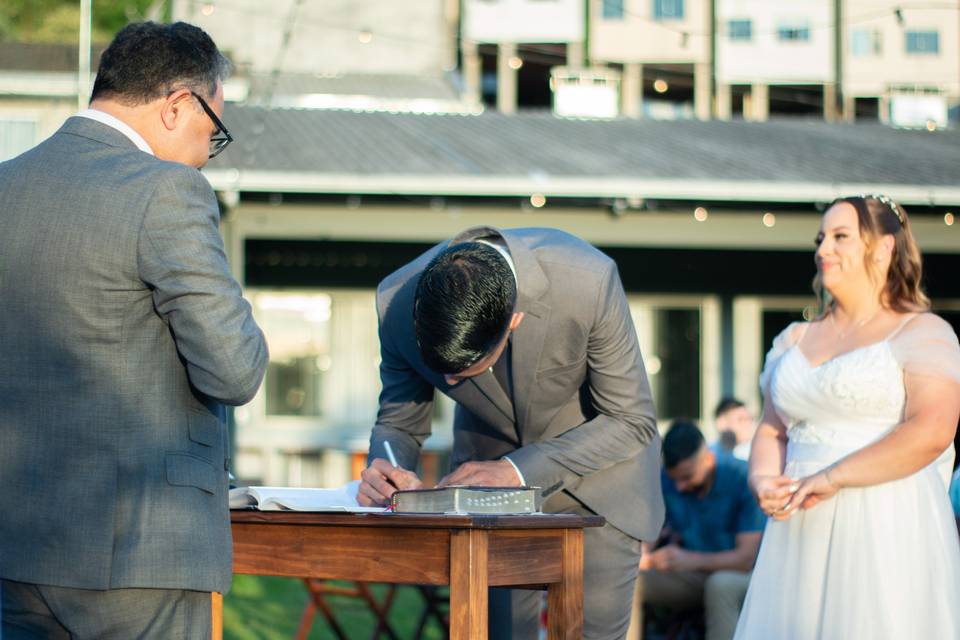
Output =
[
  {"x1": 589, "y1": 0, "x2": 712, "y2": 119},
  {"x1": 715, "y1": 0, "x2": 835, "y2": 120},
  {"x1": 173, "y1": 0, "x2": 456, "y2": 77},
  {"x1": 460, "y1": 0, "x2": 587, "y2": 114},
  {"x1": 202, "y1": 106, "x2": 960, "y2": 487},
  {"x1": 0, "y1": 43, "x2": 101, "y2": 161},
  {"x1": 842, "y1": 0, "x2": 960, "y2": 127}
]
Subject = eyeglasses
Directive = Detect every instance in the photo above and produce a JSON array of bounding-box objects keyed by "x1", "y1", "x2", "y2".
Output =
[{"x1": 191, "y1": 91, "x2": 233, "y2": 159}]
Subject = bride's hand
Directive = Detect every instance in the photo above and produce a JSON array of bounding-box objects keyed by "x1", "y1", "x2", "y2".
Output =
[
  {"x1": 778, "y1": 469, "x2": 841, "y2": 518},
  {"x1": 750, "y1": 474, "x2": 799, "y2": 518}
]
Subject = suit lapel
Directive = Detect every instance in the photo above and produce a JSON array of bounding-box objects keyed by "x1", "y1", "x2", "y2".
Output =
[
  {"x1": 501, "y1": 232, "x2": 551, "y2": 440},
  {"x1": 468, "y1": 371, "x2": 515, "y2": 423},
  {"x1": 444, "y1": 375, "x2": 519, "y2": 445}
]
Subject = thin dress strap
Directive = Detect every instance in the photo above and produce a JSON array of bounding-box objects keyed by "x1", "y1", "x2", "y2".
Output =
[
  {"x1": 793, "y1": 321, "x2": 813, "y2": 350},
  {"x1": 885, "y1": 312, "x2": 922, "y2": 342}
]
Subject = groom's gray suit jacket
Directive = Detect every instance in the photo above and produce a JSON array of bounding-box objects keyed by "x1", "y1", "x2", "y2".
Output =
[
  {"x1": 0, "y1": 117, "x2": 268, "y2": 593},
  {"x1": 371, "y1": 227, "x2": 664, "y2": 540}
]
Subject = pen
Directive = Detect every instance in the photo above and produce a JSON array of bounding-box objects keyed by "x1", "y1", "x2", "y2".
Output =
[{"x1": 383, "y1": 441, "x2": 399, "y2": 468}]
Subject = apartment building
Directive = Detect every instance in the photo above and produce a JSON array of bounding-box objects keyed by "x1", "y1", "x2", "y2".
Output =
[
  {"x1": 590, "y1": 0, "x2": 712, "y2": 119},
  {"x1": 461, "y1": 0, "x2": 586, "y2": 113},
  {"x1": 842, "y1": 0, "x2": 960, "y2": 126},
  {"x1": 715, "y1": 0, "x2": 836, "y2": 120}
]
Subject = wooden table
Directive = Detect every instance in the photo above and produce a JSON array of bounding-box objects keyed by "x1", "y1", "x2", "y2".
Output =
[{"x1": 216, "y1": 510, "x2": 604, "y2": 639}]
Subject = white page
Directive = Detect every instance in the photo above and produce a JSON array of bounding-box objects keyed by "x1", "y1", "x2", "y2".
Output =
[{"x1": 230, "y1": 480, "x2": 387, "y2": 512}]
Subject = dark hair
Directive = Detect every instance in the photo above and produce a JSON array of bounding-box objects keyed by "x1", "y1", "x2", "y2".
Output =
[
  {"x1": 718, "y1": 430, "x2": 737, "y2": 451},
  {"x1": 714, "y1": 396, "x2": 745, "y2": 419},
  {"x1": 414, "y1": 242, "x2": 516, "y2": 374},
  {"x1": 90, "y1": 21, "x2": 230, "y2": 104},
  {"x1": 662, "y1": 419, "x2": 705, "y2": 469},
  {"x1": 814, "y1": 196, "x2": 929, "y2": 315}
]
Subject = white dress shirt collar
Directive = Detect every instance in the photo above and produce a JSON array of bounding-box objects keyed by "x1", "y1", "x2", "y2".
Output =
[
  {"x1": 476, "y1": 237, "x2": 518, "y2": 285},
  {"x1": 75, "y1": 108, "x2": 154, "y2": 156}
]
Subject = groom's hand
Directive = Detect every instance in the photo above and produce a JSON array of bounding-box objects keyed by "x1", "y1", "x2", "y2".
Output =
[
  {"x1": 358, "y1": 458, "x2": 423, "y2": 506},
  {"x1": 437, "y1": 460, "x2": 522, "y2": 488}
]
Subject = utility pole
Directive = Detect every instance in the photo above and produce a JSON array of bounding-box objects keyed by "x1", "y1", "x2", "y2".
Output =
[{"x1": 78, "y1": 0, "x2": 92, "y2": 110}]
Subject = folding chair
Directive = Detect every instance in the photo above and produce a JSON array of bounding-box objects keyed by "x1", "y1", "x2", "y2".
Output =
[{"x1": 294, "y1": 580, "x2": 399, "y2": 640}]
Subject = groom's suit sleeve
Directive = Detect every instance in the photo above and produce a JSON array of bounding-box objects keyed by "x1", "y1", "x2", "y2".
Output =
[
  {"x1": 506, "y1": 261, "x2": 657, "y2": 494},
  {"x1": 367, "y1": 292, "x2": 436, "y2": 470}
]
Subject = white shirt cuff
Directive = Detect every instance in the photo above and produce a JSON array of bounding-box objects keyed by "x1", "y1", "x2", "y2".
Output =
[{"x1": 502, "y1": 456, "x2": 526, "y2": 486}]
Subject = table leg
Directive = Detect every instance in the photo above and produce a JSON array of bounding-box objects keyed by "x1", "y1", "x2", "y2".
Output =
[
  {"x1": 547, "y1": 529, "x2": 583, "y2": 640},
  {"x1": 211, "y1": 592, "x2": 223, "y2": 640},
  {"x1": 449, "y1": 529, "x2": 489, "y2": 640}
]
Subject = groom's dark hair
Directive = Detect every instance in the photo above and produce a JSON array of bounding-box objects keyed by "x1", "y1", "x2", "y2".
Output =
[
  {"x1": 414, "y1": 242, "x2": 516, "y2": 374},
  {"x1": 91, "y1": 21, "x2": 230, "y2": 104},
  {"x1": 663, "y1": 419, "x2": 705, "y2": 469}
]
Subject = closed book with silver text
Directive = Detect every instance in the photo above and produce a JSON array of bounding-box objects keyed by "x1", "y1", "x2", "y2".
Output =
[{"x1": 391, "y1": 486, "x2": 542, "y2": 514}]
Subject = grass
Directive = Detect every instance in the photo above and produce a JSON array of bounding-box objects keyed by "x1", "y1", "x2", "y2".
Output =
[{"x1": 224, "y1": 575, "x2": 448, "y2": 639}]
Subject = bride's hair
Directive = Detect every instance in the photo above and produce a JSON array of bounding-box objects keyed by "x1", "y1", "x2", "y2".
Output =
[{"x1": 814, "y1": 195, "x2": 930, "y2": 314}]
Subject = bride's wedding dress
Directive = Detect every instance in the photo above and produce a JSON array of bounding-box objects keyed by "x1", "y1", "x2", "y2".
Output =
[{"x1": 734, "y1": 313, "x2": 960, "y2": 640}]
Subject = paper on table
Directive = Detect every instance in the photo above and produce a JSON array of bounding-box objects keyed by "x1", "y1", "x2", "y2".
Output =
[{"x1": 229, "y1": 480, "x2": 387, "y2": 512}]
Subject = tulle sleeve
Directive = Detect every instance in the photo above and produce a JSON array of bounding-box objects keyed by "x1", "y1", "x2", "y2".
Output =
[
  {"x1": 889, "y1": 313, "x2": 960, "y2": 384},
  {"x1": 759, "y1": 321, "x2": 806, "y2": 393}
]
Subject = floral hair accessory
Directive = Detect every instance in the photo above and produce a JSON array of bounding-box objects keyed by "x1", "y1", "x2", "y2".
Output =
[{"x1": 858, "y1": 194, "x2": 905, "y2": 226}]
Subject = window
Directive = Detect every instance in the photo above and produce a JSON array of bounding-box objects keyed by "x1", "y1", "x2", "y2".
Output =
[
  {"x1": 652, "y1": 307, "x2": 701, "y2": 420},
  {"x1": 778, "y1": 21, "x2": 811, "y2": 42},
  {"x1": 728, "y1": 19, "x2": 752, "y2": 41},
  {"x1": 255, "y1": 293, "x2": 333, "y2": 417},
  {"x1": 629, "y1": 296, "x2": 720, "y2": 425},
  {"x1": 0, "y1": 119, "x2": 37, "y2": 161},
  {"x1": 653, "y1": 0, "x2": 683, "y2": 20},
  {"x1": 906, "y1": 31, "x2": 939, "y2": 54},
  {"x1": 850, "y1": 29, "x2": 882, "y2": 56},
  {"x1": 602, "y1": 0, "x2": 624, "y2": 19}
]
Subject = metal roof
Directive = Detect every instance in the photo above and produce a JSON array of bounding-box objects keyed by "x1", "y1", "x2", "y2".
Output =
[
  {"x1": 204, "y1": 106, "x2": 960, "y2": 205},
  {"x1": 0, "y1": 42, "x2": 106, "y2": 73}
]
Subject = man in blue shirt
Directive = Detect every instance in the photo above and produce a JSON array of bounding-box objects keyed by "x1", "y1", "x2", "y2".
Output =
[{"x1": 629, "y1": 420, "x2": 765, "y2": 640}]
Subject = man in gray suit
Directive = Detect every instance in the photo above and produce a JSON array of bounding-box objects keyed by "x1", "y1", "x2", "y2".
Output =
[
  {"x1": 358, "y1": 227, "x2": 664, "y2": 638},
  {"x1": 0, "y1": 22, "x2": 268, "y2": 639}
]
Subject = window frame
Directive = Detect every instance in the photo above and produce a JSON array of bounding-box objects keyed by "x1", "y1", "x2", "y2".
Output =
[
  {"x1": 727, "y1": 18, "x2": 752, "y2": 42},
  {"x1": 652, "y1": 0, "x2": 684, "y2": 21},
  {"x1": 905, "y1": 30, "x2": 940, "y2": 55}
]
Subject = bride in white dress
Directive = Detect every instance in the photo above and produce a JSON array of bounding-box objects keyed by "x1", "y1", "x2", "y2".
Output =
[{"x1": 734, "y1": 195, "x2": 960, "y2": 639}]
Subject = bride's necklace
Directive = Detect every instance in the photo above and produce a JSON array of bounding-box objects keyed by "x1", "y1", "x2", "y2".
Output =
[{"x1": 830, "y1": 306, "x2": 882, "y2": 340}]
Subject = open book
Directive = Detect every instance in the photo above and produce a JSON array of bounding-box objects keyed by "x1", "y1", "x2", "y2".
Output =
[{"x1": 229, "y1": 480, "x2": 387, "y2": 512}]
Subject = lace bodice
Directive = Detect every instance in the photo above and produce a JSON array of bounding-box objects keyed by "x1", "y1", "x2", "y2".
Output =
[
  {"x1": 761, "y1": 313, "x2": 960, "y2": 472},
  {"x1": 772, "y1": 341, "x2": 904, "y2": 447}
]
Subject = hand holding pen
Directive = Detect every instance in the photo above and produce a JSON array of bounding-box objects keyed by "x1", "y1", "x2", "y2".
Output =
[{"x1": 356, "y1": 440, "x2": 425, "y2": 507}]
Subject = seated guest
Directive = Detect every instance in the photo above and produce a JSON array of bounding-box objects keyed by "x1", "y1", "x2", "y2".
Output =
[
  {"x1": 710, "y1": 398, "x2": 755, "y2": 461},
  {"x1": 632, "y1": 420, "x2": 764, "y2": 640}
]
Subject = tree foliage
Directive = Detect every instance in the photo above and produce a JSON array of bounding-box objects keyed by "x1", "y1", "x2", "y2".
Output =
[{"x1": 0, "y1": 0, "x2": 169, "y2": 43}]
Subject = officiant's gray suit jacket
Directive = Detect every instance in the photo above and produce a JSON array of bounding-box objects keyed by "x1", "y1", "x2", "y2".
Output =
[
  {"x1": 370, "y1": 227, "x2": 664, "y2": 541},
  {"x1": 0, "y1": 117, "x2": 268, "y2": 594}
]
